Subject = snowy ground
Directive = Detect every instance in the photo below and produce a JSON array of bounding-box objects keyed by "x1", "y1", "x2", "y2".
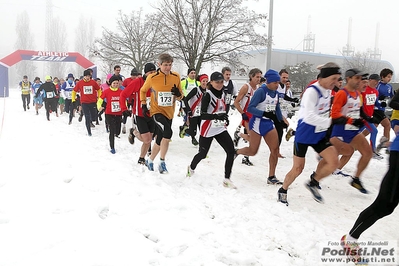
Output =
[{"x1": 0, "y1": 88, "x2": 398, "y2": 266}]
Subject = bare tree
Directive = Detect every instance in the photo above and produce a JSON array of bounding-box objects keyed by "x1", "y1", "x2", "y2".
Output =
[
  {"x1": 74, "y1": 16, "x2": 95, "y2": 76},
  {"x1": 14, "y1": 11, "x2": 36, "y2": 81},
  {"x1": 284, "y1": 62, "x2": 318, "y2": 92},
  {"x1": 340, "y1": 51, "x2": 384, "y2": 75},
  {"x1": 45, "y1": 17, "x2": 68, "y2": 78},
  {"x1": 43, "y1": 1, "x2": 69, "y2": 78},
  {"x1": 153, "y1": 0, "x2": 267, "y2": 72},
  {"x1": 91, "y1": 9, "x2": 164, "y2": 74}
]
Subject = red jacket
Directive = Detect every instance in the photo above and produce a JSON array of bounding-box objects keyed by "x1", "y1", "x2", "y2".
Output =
[
  {"x1": 120, "y1": 77, "x2": 150, "y2": 117},
  {"x1": 100, "y1": 87, "x2": 123, "y2": 115},
  {"x1": 74, "y1": 79, "x2": 101, "y2": 103},
  {"x1": 361, "y1": 86, "x2": 379, "y2": 117}
]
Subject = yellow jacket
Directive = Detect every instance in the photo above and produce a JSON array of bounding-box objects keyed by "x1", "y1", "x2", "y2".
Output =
[{"x1": 140, "y1": 70, "x2": 183, "y2": 120}]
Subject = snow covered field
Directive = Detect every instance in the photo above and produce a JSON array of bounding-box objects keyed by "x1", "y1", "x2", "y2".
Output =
[{"x1": 0, "y1": 88, "x2": 397, "y2": 266}]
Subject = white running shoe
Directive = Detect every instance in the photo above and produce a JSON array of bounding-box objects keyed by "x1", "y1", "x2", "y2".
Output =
[
  {"x1": 372, "y1": 151, "x2": 383, "y2": 160},
  {"x1": 186, "y1": 166, "x2": 195, "y2": 177},
  {"x1": 223, "y1": 179, "x2": 237, "y2": 189}
]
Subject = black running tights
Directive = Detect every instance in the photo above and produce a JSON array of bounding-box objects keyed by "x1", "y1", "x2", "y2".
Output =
[
  {"x1": 349, "y1": 151, "x2": 399, "y2": 239},
  {"x1": 190, "y1": 130, "x2": 235, "y2": 179}
]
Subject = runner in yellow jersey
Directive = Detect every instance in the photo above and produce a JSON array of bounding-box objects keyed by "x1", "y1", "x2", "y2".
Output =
[
  {"x1": 19, "y1": 75, "x2": 32, "y2": 111},
  {"x1": 140, "y1": 53, "x2": 183, "y2": 174}
]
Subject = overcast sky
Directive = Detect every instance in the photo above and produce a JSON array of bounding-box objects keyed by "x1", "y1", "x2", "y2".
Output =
[{"x1": 1, "y1": 0, "x2": 398, "y2": 78}]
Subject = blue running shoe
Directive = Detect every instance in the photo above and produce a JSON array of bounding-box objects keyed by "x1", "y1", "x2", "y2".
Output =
[
  {"x1": 267, "y1": 176, "x2": 283, "y2": 185},
  {"x1": 110, "y1": 149, "x2": 115, "y2": 154},
  {"x1": 146, "y1": 159, "x2": 154, "y2": 171},
  {"x1": 159, "y1": 161, "x2": 168, "y2": 174},
  {"x1": 305, "y1": 181, "x2": 324, "y2": 203}
]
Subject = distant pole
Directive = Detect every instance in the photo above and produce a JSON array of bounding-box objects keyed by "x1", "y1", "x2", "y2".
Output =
[{"x1": 266, "y1": 0, "x2": 273, "y2": 71}]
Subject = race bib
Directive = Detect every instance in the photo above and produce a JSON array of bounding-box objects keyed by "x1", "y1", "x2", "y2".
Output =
[
  {"x1": 365, "y1": 94, "x2": 376, "y2": 105},
  {"x1": 65, "y1": 91, "x2": 72, "y2": 99},
  {"x1": 314, "y1": 111, "x2": 330, "y2": 133},
  {"x1": 111, "y1": 101, "x2": 121, "y2": 112},
  {"x1": 83, "y1": 86, "x2": 93, "y2": 94},
  {"x1": 212, "y1": 119, "x2": 225, "y2": 128},
  {"x1": 193, "y1": 105, "x2": 201, "y2": 117},
  {"x1": 265, "y1": 104, "x2": 276, "y2": 112},
  {"x1": 225, "y1": 94, "x2": 232, "y2": 105},
  {"x1": 157, "y1": 92, "x2": 173, "y2": 107},
  {"x1": 47, "y1": 91, "x2": 54, "y2": 98},
  {"x1": 280, "y1": 102, "x2": 290, "y2": 112}
]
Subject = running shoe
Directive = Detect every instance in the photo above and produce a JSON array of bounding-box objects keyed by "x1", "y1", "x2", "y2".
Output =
[
  {"x1": 376, "y1": 136, "x2": 389, "y2": 153},
  {"x1": 137, "y1": 157, "x2": 146, "y2": 165},
  {"x1": 340, "y1": 235, "x2": 366, "y2": 265},
  {"x1": 350, "y1": 178, "x2": 368, "y2": 194},
  {"x1": 372, "y1": 151, "x2": 383, "y2": 160},
  {"x1": 110, "y1": 148, "x2": 116, "y2": 154},
  {"x1": 146, "y1": 159, "x2": 154, "y2": 171},
  {"x1": 305, "y1": 181, "x2": 324, "y2": 203},
  {"x1": 267, "y1": 176, "x2": 283, "y2": 185},
  {"x1": 241, "y1": 156, "x2": 254, "y2": 166},
  {"x1": 158, "y1": 161, "x2": 168, "y2": 174},
  {"x1": 310, "y1": 172, "x2": 321, "y2": 189},
  {"x1": 223, "y1": 178, "x2": 237, "y2": 189},
  {"x1": 191, "y1": 138, "x2": 199, "y2": 146},
  {"x1": 277, "y1": 188, "x2": 289, "y2": 206},
  {"x1": 186, "y1": 166, "x2": 195, "y2": 177},
  {"x1": 179, "y1": 125, "x2": 188, "y2": 138},
  {"x1": 332, "y1": 170, "x2": 352, "y2": 177},
  {"x1": 285, "y1": 128, "x2": 294, "y2": 141}
]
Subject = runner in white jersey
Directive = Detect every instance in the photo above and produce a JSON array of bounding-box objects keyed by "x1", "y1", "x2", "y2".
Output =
[
  {"x1": 233, "y1": 68, "x2": 262, "y2": 166},
  {"x1": 187, "y1": 72, "x2": 237, "y2": 189},
  {"x1": 277, "y1": 62, "x2": 341, "y2": 205},
  {"x1": 182, "y1": 74, "x2": 208, "y2": 146}
]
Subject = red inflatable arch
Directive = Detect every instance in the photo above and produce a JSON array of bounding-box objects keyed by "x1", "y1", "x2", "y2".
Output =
[{"x1": 0, "y1": 50, "x2": 97, "y2": 97}]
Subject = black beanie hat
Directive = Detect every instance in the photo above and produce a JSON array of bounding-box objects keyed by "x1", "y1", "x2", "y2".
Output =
[
  {"x1": 131, "y1": 68, "x2": 139, "y2": 76},
  {"x1": 187, "y1": 68, "x2": 196, "y2": 75},
  {"x1": 144, "y1": 63, "x2": 156, "y2": 74},
  {"x1": 109, "y1": 75, "x2": 122, "y2": 84}
]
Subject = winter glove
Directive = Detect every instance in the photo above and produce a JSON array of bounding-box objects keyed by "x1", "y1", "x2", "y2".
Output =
[
  {"x1": 380, "y1": 102, "x2": 387, "y2": 108},
  {"x1": 351, "y1": 118, "x2": 364, "y2": 128},
  {"x1": 378, "y1": 95, "x2": 386, "y2": 101},
  {"x1": 292, "y1": 97, "x2": 299, "y2": 103},
  {"x1": 142, "y1": 104, "x2": 150, "y2": 118},
  {"x1": 171, "y1": 84, "x2": 181, "y2": 97},
  {"x1": 123, "y1": 110, "x2": 132, "y2": 117},
  {"x1": 263, "y1": 111, "x2": 276, "y2": 119},
  {"x1": 213, "y1": 113, "x2": 228, "y2": 121},
  {"x1": 241, "y1": 112, "x2": 249, "y2": 121}
]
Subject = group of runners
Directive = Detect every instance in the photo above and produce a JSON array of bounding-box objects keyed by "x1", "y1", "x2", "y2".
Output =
[{"x1": 18, "y1": 54, "x2": 399, "y2": 263}]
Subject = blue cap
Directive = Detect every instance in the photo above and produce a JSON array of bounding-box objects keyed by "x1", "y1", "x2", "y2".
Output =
[{"x1": 264, "y1": 69, "x2": 280, "y2": 84}]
